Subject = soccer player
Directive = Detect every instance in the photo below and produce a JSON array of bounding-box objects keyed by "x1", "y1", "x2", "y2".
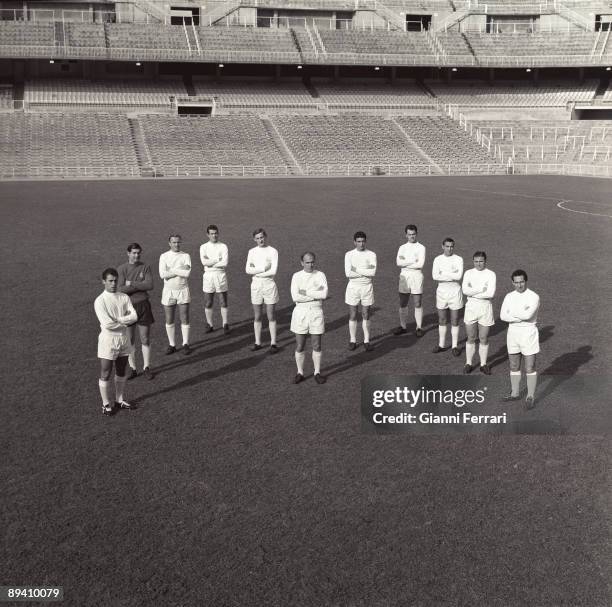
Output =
[
  {"x1": 94, "y1": 268, "x2": 137, "y2": 415},
  {"x1": 462, "y1": 251, "x2": 496, "y2": 375},
  {"x1": 245, "y1": 228, "x2": 279, "y2": 353},
  {"x1": 500, "y1": 270, "x2": 540, "y2": 409},
  {"x1": 159, "y1": 234, "x2": 192, "y2": 355},
  {"x1": 345, "y1": 231, "x2": 377, "y2": 351},
  {"x1": 200, "y1": 224, "x2": 230, "y2": 335},
  {"x1": 117, "y1": 243, "x2": 155, "y2": 380},
  {"x1": 394, "y1": 224, "x2": 425, "y2": 337},
  {"x1": 290, "y1": 252, "x2": 328, "y2": 384},
  {"x1": 432, "y1": 237, "x2": 464, "y2": 356}
]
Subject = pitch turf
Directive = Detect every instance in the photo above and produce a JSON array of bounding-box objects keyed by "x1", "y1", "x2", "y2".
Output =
[{"x1": 2, "y1": 175, "x2": 611, "y2": 606}]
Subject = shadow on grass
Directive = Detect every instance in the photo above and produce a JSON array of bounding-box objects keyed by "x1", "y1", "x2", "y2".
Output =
[{"x1": 536, "y1": 344, "x2": 593, "y2": 406}]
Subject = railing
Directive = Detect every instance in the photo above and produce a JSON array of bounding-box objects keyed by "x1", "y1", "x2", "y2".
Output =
[
  {"x1": 511, "y1": 163, "x2": 612, "y2": 177},
  {"x1": 0, "y1": 163, "x2": 512, "y2": 179}
]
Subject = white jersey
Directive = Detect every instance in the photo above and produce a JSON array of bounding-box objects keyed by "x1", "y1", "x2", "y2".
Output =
[
  {"x1": 94, "y1": 291, "x2": 137, "y2": 335},
  {"x1": 462, "y1": 268, "x2": 496, "y2": 300},
  {"x1": 432, "y1": 254, "x2": 463, "y2": 295},
  {"x1": 500, "y1": 288, "x2": 540, "y2": 327},
  {"x1": 345, "y1": 249, "x2": 377, "y2": 285},
  {"x1": 245, "y1": 245, "x2": 278, "y2": 281},
  {"x1": 159, "y1": 250, "x2": 191, "y2": 290},
  {"x1": 291, "y1": 270, "x2": 328, "y2": 308},
  {"x1": 396, "y1": 242, "x2": 426, "y2": 275},
  {"x1": 200, "y1": 241, "x2": 228, "y2": 274}
]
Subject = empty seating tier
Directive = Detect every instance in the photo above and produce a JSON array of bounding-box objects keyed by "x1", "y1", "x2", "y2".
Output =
[{"x1": 139, "y1": 115, "x2": 291, "y2": 168}]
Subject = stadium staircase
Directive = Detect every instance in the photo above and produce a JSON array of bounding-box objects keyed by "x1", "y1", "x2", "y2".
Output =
[
  {"x1": 183, "y1": 74, "x2": 196, "y2": 97},
  {"x1": 433, "y1": 7, "x2": 470, "y2": 33},
  {"x1": 373, "y1": 0, "x2": 406, "y2": 31},
  {"x1": 54, "y1": 22, "x2": 65, "y2": 47},
  {"x1": 556, "y1": 1, "x2": 594, "y2": 31},
  {"x1": 390, "y1": 117, "x2": 444, "y2": 174},
  {"x1": 132, "y1": 0, "x2": 167, "y2": 23},
  {"x1": 591, "y1": 28, "x2": 611, "y2": 59},
  {"x1": 261, "y1": 117, "x2": 302, "y2": 175},
  {"x1": 201, "y1": 1, "x2": 241, "y2": 26},
  {"x1": 129, "y1": 118, "x2": 154, "y2": 169}
]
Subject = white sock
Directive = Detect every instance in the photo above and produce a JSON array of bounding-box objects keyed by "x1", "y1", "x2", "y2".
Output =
[
  {"x1": 204, "y1": 308, "x2": 214, "y2": 326},
  {"x1": 142, "y1": 344, "x2": 151, "y2": 368},
  {"x1": 269, "y1": 320, "x2": 277, "y2": 345},
  {"x1": 295, "y1": 351, "x2": 305, "y2": 374},
  {"x1": 399, "y1": 307, "x2": 408, "y2": 329},
  {"x1": 465, "y1": 342, "x2": 476, "y2": 364},
  {"x1": 526, "y1": 372, "x2": 537, "y2": 397},
  {"x1": 254, "y1": 320, "x2": 262, "y2": 344},
  {"x1": 98, "y1": 379, "x2": 111, "y2": 405},
  {"x1": 128, "y1": 351, "x2": 136, "y2": 370},
  {"x1": 114, "y1": 375, "x2": 126, "y2": 403},
  {"x1": 451, "y1": 325, "x2": 459, "y2": 348},
  {"x1": 414, "y1": 307, "x2": 423, "y2": 329},
  {"x1": 438, "y1": 325, "x2": 447, "y2": 348},
  {"x1": 510, "y1": 371, "x2": 522, "y2": 396},
  {"x1": 362, "y1": 319, "x2": 371, "y2": 343},
  {"x1": 165, "y1": 324, "x2": 175, "y2": 347},
  {"x1": 479, "y1": 344, "x2": 489, "y2": 365},
  {"x1": 349, "y1": 320, "x2": 357, "y2": 342},
  {"x1": 312, "y1": 351, "x2": 322, "y2": 374},
  {"x1": 181, "y1": 324, "x2": 190, "y2": 346},
  {"x1": 221, "y1": 307, "x2": 228, "y2": 324}
]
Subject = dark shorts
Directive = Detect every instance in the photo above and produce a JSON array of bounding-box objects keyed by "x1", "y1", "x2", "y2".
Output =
[{"x1": 132, "y1": 300, "x2": 155, "y2": 326}]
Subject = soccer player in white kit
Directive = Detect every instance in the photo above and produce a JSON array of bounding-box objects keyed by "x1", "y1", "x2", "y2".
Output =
[
  {"x1": 345, "y1": 231, "x2": 377, "y2": 351},
  {"x1": 432, "y1": 238, "x2": 464, "y2": 356},
  {"x1": 393, "y1": 224, "x2": 425, "y2": 337},
  {"x1": 245, "y1": 228, "x2": 279, "y2": 353},
  {"x1": 200, "y1": 224, "x2": 230, "y2": 335},
  {"x1": 500, "y1": 269, "x2": 540, "y2": 409},
  {"x1": 159, "y1": 234, "x2": 192, "y2": 355},
  {"x1": 462, "y1": 251, "x2": 496, "y2": 375},
  {"x1": 94, "y1": 268, "x2": 138, "y2": 415},
  {"x1": 290, "y1": 252, "x2": 329, "y2": 384}
]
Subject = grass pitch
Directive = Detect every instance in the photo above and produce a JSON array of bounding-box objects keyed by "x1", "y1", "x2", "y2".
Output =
[{"x1": 2, "y1": 175, "x2": 611, "y2": 606}]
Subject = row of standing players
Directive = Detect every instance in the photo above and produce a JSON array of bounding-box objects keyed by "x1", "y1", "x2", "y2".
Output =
[{"x1": 94, "y1": 224, "x2": 541, "y2": 416}]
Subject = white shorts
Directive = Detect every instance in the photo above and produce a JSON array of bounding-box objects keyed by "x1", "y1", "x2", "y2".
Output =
[
  {"x1": 203, "y1": 272, "x2": 228, "y2": 294},
  {"x1": 98, "y1": 332, "x2": 133, "y2": 361},
  {"x1": 162, "y1": 286, "x2": 191, "y2": 306},
  {"x1": 464, "y1": 298, "x2": 495, "y2": 327},
  {"x1": 345, "y1": 281, "x2": 374, "y2": 307},
  {"x1": 436, "y1": 285, "x2": 464, "y2": 311},
  {"x1": 398, "y1": 271, "x2": 424, "y2": 295},
  {"x1": 291, "y1": 304, "x2": 325, "y2": 335},
  {"x1": 251, "y1": 279, "x2": 279, "y2": 305},
  {"x1": 507, "y1": 324, "x2": 540, "y2": 356}
]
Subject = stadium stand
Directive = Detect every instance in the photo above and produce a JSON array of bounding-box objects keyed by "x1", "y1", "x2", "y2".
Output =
[
  {"x1": 23, "y1": 79, "x2": 185, "y2": 108},
  {"x1": 463, "y1": 31, "x2": 597, "y2": 60},
  {"x1": 0, "y1": 113, "x2": 138, "y2": 172},
  {"x1": 271, "y1": 115, "x2": 430, "y2": 169},
  {"x1": 64, "y1": 23, "x2": 106, "y2": 48},
  {"x1": 138, "y1": 115, "x2": 293, "y2": 170},
  {"x1": 197, "y1": 27, "x2": 298, "y2": 55},
  {"x1": 317, "y1": 30, "x2": 435, "y2": 60},
  {"x1": 315, "y1": 81, "x2": 433, "y2": 107},
  {"x1": 0, "y1": 21, "x2": 55, "y2": 46},
  {"x1": 427, "y1": 80, "x2": 598, "y2": 106},
  {"x1": 469, "y1": 120, "x2": 612, "y2": 166},
  {"x1": 105, "y1": 23, "x2": 190, "y2": 51},
  {"x1": 191, "y1": 80, "x2": 315, "y2": 108},
  {"x1": 396, "y1": 115, "x2": 504, "y2": 168}
]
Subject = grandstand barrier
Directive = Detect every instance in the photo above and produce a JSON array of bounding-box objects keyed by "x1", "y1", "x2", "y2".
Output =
[
  {"x1": 0, "y1": 163, "x2": 512, "y2": 179},
  {"x1": 3, "y1": 163, "x2": 611, "y2": 179},
  {"x1": 0, "y1": 43, "x2": 608, "y2": 68}
]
